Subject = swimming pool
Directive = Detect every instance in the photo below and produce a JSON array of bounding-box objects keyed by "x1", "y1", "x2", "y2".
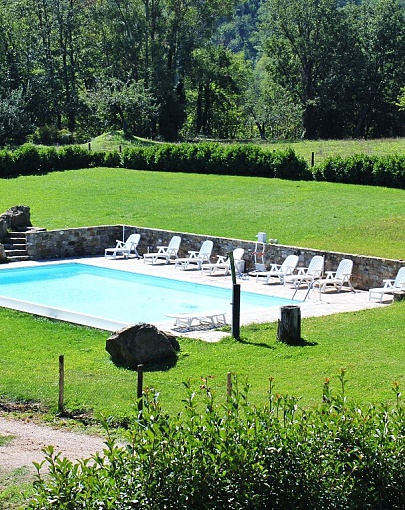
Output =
[{"x1": 0, "y1": 262, "x2": 298, "y2": 330}]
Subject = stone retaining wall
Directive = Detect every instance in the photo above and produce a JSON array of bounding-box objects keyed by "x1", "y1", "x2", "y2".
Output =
[{"x1": 25, "y1": 225, "x2": 404, "y2": 291}]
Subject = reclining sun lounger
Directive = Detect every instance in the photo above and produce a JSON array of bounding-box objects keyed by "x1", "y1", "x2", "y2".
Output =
[
  {"x1": 175, "y1": 240, "x2": 213, "y2": 270},
  {"x1": 202, "y1": 248, "x2": 245, "y2": 276},
  {"x1": 312, "y1": 258, "x2": 355, "y2": 293},
  {"x1": 143, "y1": 235, "x2": 181, "y2": 265},
  {"x1": 166, "y1": 312, "x2": 227, "y2": 330},
  {"x1": 369, "y1": 267, "x2": 405, "y2": 303},
  {"x1": 105, "y1": 233, "x2": 141, "y2": 259}
]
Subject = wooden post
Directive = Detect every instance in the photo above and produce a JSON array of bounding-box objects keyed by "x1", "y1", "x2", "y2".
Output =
[
  {"x1": 311, "y1": 152, "x2": 315, "y2": 167},
  {"x1": 137, "y1": 364, "x2": 144, "y2": 415},
  {"x1": 58, "y1": 355, "x2": 64, "y2": 414},
  {"x1": 277, "y1": 305, "x2": 301, "y2": 345},
  {"x1": 227, "y1": 372, "x2": 232, "y2": 398},
  {"x1": 88, "y1": 142, "x2": 91, "y2": 151}
]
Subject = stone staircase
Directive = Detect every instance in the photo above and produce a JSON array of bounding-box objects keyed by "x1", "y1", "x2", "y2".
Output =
[{"x1": 2, "y1": 230, "x2": 31, "y2": 262}]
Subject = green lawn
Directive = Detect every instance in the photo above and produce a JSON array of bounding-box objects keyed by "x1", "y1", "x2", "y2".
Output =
[
  {"x1": 0, "y1": 164, "x2": 404, "y2": 417},
  {"x1": 0, "y1": 303, "x2": 404, "y2": 421},
  {"x1": 0, "y1": 168, "x2": 404, "y2": 259}
]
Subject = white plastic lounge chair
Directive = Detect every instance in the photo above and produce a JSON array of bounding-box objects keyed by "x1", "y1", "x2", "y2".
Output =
[
  {"x1": 202, "y1": 248, "x2": 245, "y2": 276},
  {"x1": 369, "y1": 267, "x2": 405, "y2": 303},
  {"x1": 105, "y1": 233, "x2": 141, "y2": 259},
  {"x1": 166, "y1": 311, "x2": 227, "y2": 330},
  {"x1": 143, "y1": 235, "x2": 181, "y2": 265},
  {"x1": 287, "y1": 255, "x2": 324, "y2": 290},
  {"x1": 312, "y1": 258, "x2": 354, "y2": 293},
  {"x1": 261, "y1": 254, "x2": 299, "y2": 285},
  {"x1": 175, "y1": 240, "x2": 214, "y2": 270}
]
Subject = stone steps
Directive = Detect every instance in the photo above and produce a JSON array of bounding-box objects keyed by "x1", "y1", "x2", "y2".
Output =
[{"x1": 2, "y1": 230, "x2": 30, "y2": 262}]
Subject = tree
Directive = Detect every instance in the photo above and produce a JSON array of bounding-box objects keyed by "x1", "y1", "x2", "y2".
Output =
[
  {"x1": 244, "y1": 55, "x2": 304, "y2": 139},
  {"x1": 85, "y1": 77, "x2": 159, "y2": 137},
  {"x1": 259, "y1": 0, "x2": 358, "y2": 138}
]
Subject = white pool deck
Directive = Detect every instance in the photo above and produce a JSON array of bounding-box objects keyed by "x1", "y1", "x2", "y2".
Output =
[{"x1": 0, "y1": 255, "x2": 388, "y2": 342}]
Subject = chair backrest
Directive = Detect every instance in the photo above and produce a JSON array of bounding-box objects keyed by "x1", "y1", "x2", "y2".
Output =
[
  {"x1": 280, "y1": 254, "x2": 299, "y2": 273},
  {"x1": 335, "y1": 259, "x2": 353, "y2": 279},
  {"x1": 233, "y1": 248, "x2": 244, "y2": 262},
  {"x1": 167, "y1": 235, "x2": 181, "y2": 253},
  {"x1": 198, "y1": 240, "x2": 213, "y2": 259},
  {"x1": 307, "y1": 255, "x2": 324, "y2": 276},
  {"x1": 394, "y1": 267, "x2": 405, "y2": 287},
  {"x1": 125, "y1": 233, "x2": 140, "y2": 249}
]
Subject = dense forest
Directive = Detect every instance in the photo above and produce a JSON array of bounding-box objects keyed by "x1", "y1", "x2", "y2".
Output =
[{"x1": 1, "y1": 0, "x2": 405, "y2": 145}]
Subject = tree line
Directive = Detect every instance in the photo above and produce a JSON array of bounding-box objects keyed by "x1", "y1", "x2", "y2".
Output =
[{"x1": 0, "y1": 0, "x2": 405, "y2": 146}]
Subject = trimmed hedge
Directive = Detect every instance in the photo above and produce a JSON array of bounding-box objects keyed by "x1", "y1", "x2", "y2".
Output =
[
  {"x1": 313, "y1": 153, "x2": 405, "y2": 189},
  {"x1": 1, "y1": 143, "x2": 405, "y2": 189},
  {"x1": 0, "y1": 143, "x2": 311, "y2": 181},
  {"x1": 30, "y1": 374, "x2": 405, "y2": 509}
]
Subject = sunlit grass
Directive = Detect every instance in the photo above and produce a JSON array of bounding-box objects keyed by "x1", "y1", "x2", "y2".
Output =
[
  {"x1": 0, "y1": 169, "x2": 403, "y2": 259},
  {"x1": 1, "y1": 303, "x2": 404, "y2": 419}
]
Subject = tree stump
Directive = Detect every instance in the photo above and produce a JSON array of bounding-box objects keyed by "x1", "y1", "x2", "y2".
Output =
[{"x1": 277, "y1": 305, "x2": 301, "y2": 345}]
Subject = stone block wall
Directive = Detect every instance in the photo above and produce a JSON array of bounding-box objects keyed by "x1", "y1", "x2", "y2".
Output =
[{"x1": 24, "y1": 224, "x2": 404, "y2": 291}]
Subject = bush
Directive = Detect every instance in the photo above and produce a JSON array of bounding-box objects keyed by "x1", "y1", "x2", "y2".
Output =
[
  {"x1": 314, "y1": 153, "x2": 405, "y2": 189},
  {"x1": 29, "y1": 374, "x2": 405, "y2": 509}
]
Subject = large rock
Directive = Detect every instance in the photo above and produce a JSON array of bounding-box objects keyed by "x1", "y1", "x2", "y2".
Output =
[
  {"x1": 106, "y1": 323, "x2": 180, "y2": 368},
  {"x1": 0, "y1": 205, "x2": 32, "y2": 231}
]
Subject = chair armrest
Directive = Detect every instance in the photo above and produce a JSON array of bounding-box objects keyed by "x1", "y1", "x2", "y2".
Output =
[
  {"x1": 216, "y1": 255, "x2": 228, "y2": 264},
  {"x1": 269, "y1": 263, "x2": 281, "y2": 271},
  {"x1": 296, "y1": 267, "x2": 308, "y2": 275},
  {"x1": 115, "y1": 240, "x2": 125, "y2": 248},
  {"x1": 383, "y1": 279, "x2": 395, "y2": 288}
]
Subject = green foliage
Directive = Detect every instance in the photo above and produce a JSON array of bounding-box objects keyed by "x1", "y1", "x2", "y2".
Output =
[
  {"x1": 29, "y1": 374, "x2": 405, "y2": 509},
  {"x1": 113, "y1": 142, "x2": 310, "y2": 180},
  {"x1": 314, "y1": 153, "x2": 405, "y2": 189}
]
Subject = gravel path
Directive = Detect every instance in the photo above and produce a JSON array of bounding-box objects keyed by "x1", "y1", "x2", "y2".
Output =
[{"x1": 0, "y1": 416, "x2": 106, "y2": 474}]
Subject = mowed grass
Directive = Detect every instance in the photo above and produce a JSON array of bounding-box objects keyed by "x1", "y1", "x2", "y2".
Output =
[
  {"x1": 0, "y1": 303, "x2": 404, "y2": 419},
  {"x1": 0, "y1": 168, "x2": 404, "y2": 259},
  {"x1": 264, "y1": 137, "x2": 405, "y2": 165}
]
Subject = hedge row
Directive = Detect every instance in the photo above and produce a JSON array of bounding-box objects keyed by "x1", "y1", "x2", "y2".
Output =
[
  {"x1": 313, "y1": 153, "x2": 405, "y2": 189},
  {"x1": 1, "y1": 143, "x2": 404, "y2": 189},
  {"x1": 30, "y1": 374, "x2": 405, "y2": 509},
  {"x1": 0, "y1": 143, "x2": 312, "y2": 181}
]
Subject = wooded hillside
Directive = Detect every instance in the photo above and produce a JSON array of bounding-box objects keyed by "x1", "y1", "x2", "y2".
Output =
[{"x1": 1, "y1": 0, "x2": 404, "y2": 145}]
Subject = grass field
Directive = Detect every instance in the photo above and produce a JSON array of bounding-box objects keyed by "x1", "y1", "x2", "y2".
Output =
[
  {"x1": 0, "y1": 303, "x2": 404, "y2": 421},
  {"x1": 86, "y1": 132, "x2": 405, "y2": 166},
  {"x1": 0, "y1": 138, "x2": 404, "y2": 507},
  {"x1": 0, "y1": 143, "x2": 404, "y2": 415},
  {"x1": 0, "y1": 168, "x2": 404, "y2": 259}
]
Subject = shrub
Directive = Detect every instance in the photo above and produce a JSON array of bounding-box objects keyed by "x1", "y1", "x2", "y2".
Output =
[
  {"x1": 314, "y1": 153, "x2": 405, "y2": 189},
  {"x1": 373, "y1": 155, "x2": 405, "y2": 189},
  {"x1": 57, "y1": 145, "x2": 93, "y2": 170},
  {"x1": 29, "y1": 374, "x2": 405, "y2": 509}
]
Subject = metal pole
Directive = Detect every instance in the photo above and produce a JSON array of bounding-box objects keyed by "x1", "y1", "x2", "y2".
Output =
[
  {"x1": 228, "y1": 252, "x2": 240, "y2": 340},
  {"x1": 58, "y1": 355, "x2": 64, "y2": 414}
]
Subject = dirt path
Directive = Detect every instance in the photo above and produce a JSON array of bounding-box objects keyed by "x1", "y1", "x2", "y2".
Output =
[{"x1": 0, "y1": 415, "x2": 106, "y2": 474}]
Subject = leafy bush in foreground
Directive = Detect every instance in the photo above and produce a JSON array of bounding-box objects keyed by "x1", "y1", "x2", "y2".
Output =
[{"x1": 30, "y1": 372, "x2": 405, "y2": 509}]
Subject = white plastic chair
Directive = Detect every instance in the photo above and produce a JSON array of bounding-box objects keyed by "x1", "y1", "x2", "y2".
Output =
[
  {"x1": 369, "y1": 267, "x2": 405, "y2": 303},
  {"x1": 264, "y1": 254, "x2": 299, "y2": 285},
  {"x1": 312, "y1": 259, "x2": 354, "y2": 293},
  {"x1": 104, "y1": 233, "x2": 140, "y2": 259},
  {"x1": 202, "y1": 247, "x2": 245, "y2": 276},
  {"x1": 143, "y1": 235, "x2": 181, "y2": 265},
  {"x1": 175, "y1": 240, "x2": 214, "y2": 270}
]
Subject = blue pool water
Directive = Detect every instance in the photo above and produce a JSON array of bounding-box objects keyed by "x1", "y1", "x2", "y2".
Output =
[{"x1": 0, "y1": 262, "x2": 298, "y2": 329}]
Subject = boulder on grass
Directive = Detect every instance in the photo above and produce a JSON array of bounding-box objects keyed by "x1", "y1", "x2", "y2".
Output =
[{"x1": 106, "y1": 323, "x2": 180, "y2": 368}]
